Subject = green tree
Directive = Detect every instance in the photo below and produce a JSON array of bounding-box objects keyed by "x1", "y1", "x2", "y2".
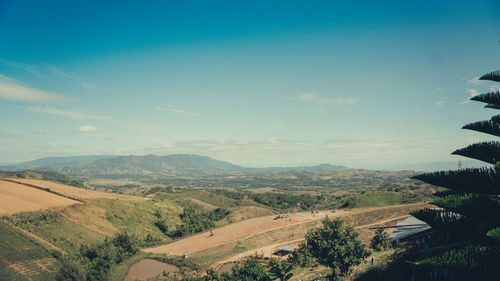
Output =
[
  {"x1": 370, "y1": 228, "x2": 389, "y2": 251},
  {"x1": 410, "y1": 69, "x2": 500, "y2": 278},
  {"x1": 55, "y1": 260, "x2": 87, "y2": 281},
  {"x1": 268, "y1": 258, "x2": 293, "y2": 281},
  {"x1": 305, "y1": 219, "x2": 370, "y2": 279},
  {"x1": 412, "y1": 70, "x2": 500, "y2": 238},
  {"x1": 287, "y1": 244, "x2": 314, "y2": 267},
  {"x1": 230, "y1": 259, "x2": 272, "y2": 281}
]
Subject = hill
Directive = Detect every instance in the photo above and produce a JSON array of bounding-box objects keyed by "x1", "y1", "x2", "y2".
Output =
[
  {"x1": 1, "y1": 155, "x2": 114, "y2": 170},
  {"x1": 2, "y1": 154, "x2": 347, "y2": 179}
]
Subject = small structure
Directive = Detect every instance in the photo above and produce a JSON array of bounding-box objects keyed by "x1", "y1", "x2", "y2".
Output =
[
  {"x1": 182, "y1": 254, "x2": 190, "y2": 259},
  {"x1": 274, "y1": 245, "x2": 297, "y2": 256},
  {"x1": 388, "y1": 216, "x2": 431, "y2": 242}
]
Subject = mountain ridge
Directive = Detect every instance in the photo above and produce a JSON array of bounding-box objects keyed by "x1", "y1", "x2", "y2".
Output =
[{"x1": 1, "y1": 154, "x2": 347, "y2": 178}]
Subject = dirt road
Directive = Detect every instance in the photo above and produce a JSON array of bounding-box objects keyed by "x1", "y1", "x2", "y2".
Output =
[{"x1": 143, "y1": 202, "x2": 427, "y2": 256}]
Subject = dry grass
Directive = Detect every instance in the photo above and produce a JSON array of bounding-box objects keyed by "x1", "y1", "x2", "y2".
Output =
[
  {"x1": 5, "y1": 178, "x2": 145, "y2": 201},
  {"x1": 0, "y1": 180, "x2": 80, "y2": 215},
  {"x1": 227, "y1": 206, "x2": 276, "y2": 223},
  {"x1": 56, "y1": 203, "x2": 118, "y2": 237}
]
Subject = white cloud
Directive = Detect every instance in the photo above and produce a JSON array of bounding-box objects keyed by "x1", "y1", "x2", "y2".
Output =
[
  {"x1": 0, "y1": 75, "x2": 72, "y2": 103},
  {"x1": 156, "y1": 105, "x2": 200, "y2": 116},
  {"x1": 459, "y1": 89, "x2": 479, "y2": 104},
  {"x1": 77, "y1": 125, "x2": 98, "y2": 133},
  {"x1": 27, "y1": 106, "x2": 111, "y2": 120},
  {"x1": 293, "y1": 92, "x2": 359, "y2": 105}
]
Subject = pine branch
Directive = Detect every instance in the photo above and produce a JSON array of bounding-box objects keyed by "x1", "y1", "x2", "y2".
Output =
[{"x1": 452, "y1": 141, "x2": 500, "y2": 164}]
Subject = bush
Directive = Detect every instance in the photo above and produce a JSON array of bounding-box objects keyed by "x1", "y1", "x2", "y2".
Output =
[
  {"x1": 371, "y1": 228, "x2": 389, "y2": 251},
  {"x1": 55, "y1": 260, "x2": 86, "y2": 281}
]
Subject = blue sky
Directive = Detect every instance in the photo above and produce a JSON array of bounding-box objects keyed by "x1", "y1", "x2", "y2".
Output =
[{"x1": 1, "y1": 0, "x2": 500, "y2": 168}]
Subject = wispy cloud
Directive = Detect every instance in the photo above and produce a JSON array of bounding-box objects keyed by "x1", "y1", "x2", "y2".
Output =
[
  {"x1": 0, "y1": 75, "x2": 72, "y2": 103},
  {"x1": 293, "y1": 92, "x2": 359, "y2": 105},
  {"x1": 156, "y1": 105, "x2": 200, "y2": 117},
  {"x1": 466, "y1": 76, "x2": 486, "y2": 85},
  {"x1": 1, "y1": 59, "x2": 103, "y2": 93},
  {"x1": 459, "y1": 89, "x2": 479, "y2": 104},
  {"x1": 27, "y1": 106, "x2": 111, "y2": 120},
  {"x1": 76, "y1": 125, "x2": 98, "y2": 133},
  {"x1": 0, "y1": 59, "x2": 46, "y2": 78},
  {"x1": 435, "y1": 100, "x2": 447, "y2": 107}
]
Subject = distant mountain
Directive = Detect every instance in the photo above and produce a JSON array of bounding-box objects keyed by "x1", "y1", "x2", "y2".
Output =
[
  {"x1": 66, "y1": 154, "x2": 245, "y2": 177},
  {"x1": 0, "y1": 155, "x2": 114, "y2": 170},
  {"x1": 2, "y1": 154, "x2": 346, "y2": 178},
  {"x1": 257, "y1": 163, "x2": 347, "y2": 173}
]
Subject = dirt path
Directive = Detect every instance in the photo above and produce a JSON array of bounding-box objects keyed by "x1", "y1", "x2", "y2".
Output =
[
  {"x1": 144, "y1": 202, "x2": 427, "y2": 256},
  {"x1": 2, "y1": 220, "x2": 67, "y2": 255},
  {"x1": 215, "y1": 214, "x2": 414, "y2": 266},
  {"x1": 143, "y1": 210, "x2": 345, "y2": 255}
]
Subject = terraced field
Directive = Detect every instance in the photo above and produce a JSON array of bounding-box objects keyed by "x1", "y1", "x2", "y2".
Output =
[{"x1": 0, "y1": 222, "x2": 60, "y2": 281}]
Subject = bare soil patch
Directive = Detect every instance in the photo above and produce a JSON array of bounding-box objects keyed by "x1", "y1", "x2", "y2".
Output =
[
  {"x1": 0, "y1": 180, "x2": 80, "y2": 215},
  {"x1": 3, "y1": 178, "x2": 144, "y2": 201},
  {"x1": 123, "y1": 258, "x2": 179, "y2": 281},
  {"x1": 143, "y1": 210, "x2": 344, "y2": 255}
]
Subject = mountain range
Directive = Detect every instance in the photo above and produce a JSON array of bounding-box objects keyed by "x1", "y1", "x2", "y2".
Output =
[{"x1": 0, "y1": 154, "x2": 347, "y2": 178}]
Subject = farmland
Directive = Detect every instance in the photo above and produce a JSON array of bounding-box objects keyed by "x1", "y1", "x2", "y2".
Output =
[
  {"x1": 0, "y1": 176, "x2": 431, "y2": 280},
  {"x1": 0, "y1": 222, "x2": 60, "y2": 281},
  {"x1": 0, "y1": 180, "x2": 80, "y2": 215}
]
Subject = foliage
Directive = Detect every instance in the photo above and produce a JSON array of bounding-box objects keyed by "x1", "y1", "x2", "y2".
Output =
[
  {"x1": 268, "y1": 258, "x2": 293, "y2": 281},
  {"x1": 430, "y1": 194, "x2": 500, "y2": 223},
  {"x1": 418, "y1": 244, "x2": 496, "y2": 271},
  {"x1": 305, "y1": 219, "x2": 370, "y2": 278},
  {"x1": 463, "y1": 120, "x2": 500, "y2": 137},
  {"x1": 230, "y1": 259, "x2": 272, "y2": 281},
  {"x1": 287, "y1": 244, "x2": 315, "y2": 267},
  {"x1": 168, "y1": 206, "x2": 216, "y2": 238},
  {"x1": 79, "y1": 232, "x2": 138, "y2": 280},
  {"x1": 55, "y1": 260, "x2": 87, "y2": 281},
  {"x1": 251, "y1": 192, "x2": 321, "y2": 211},
  {"x1": 486, "y1": 227, "x2": 500, "y2": 242},
  {"x1": 370, "y1": 228, "x2": 389, "y2": 251},
  {"x1": 452, "y1": 141, "x2": 500, "y2": 164},
  {"x1": 411, "y1": 167, "x2": 500, "y2": 195}
]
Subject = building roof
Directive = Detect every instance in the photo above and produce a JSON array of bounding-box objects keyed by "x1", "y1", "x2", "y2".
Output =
[
  {"x1": 277, "y1": 246, "x2": 297, "y2": 252},
  {"x1": 389, "y1": 216, "x2": 431, "y2": 241}
]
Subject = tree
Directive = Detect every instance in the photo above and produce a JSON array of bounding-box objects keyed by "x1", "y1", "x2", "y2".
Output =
[
  {"x1": 287, "y1": 244, "x2": 314, "y2": 267},
  {"x1": 305, "y1": 219, "x2": 370, "y2": 279},
  {"x1": 370, "y1": 228, "x2": 389, "y2": 251},
  {"x1": 410, "y1": 69, "x2": 500, "y2": 278},
  {"x1": 412, "y1": 70, "x2": 500, "y2": 239},
  {"x1": 230, "y1": 259, "x2": 272, "y2": 281},
  {"x1": 55, "y1": 260, "x2": 87, "y2": 281},
  {"x1": 268, "y1": 258, "x2": 293, "y2": 281}
]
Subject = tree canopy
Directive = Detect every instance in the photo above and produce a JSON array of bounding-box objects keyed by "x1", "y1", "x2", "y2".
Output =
[{"x1": 305, "y1": 219, "x2": 370, "y2": 278}]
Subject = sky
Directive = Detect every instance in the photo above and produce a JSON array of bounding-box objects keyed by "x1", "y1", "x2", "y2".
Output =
[{"x1": 1, "y1": 0, "x2": 500, "y2": 169}]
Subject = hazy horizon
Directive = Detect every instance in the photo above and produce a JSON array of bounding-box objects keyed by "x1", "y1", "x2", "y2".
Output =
[{"x1": 1, "y1": 1, "x2": 500, "y2": 168}]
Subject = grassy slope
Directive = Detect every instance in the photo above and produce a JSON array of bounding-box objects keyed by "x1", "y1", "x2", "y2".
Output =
[
  {"x1": 340, "y1": 191, "x2": 428, "y2": 208},
  {"x1": 0, "y1": 222, "x2": 60, "y2": 281}
]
